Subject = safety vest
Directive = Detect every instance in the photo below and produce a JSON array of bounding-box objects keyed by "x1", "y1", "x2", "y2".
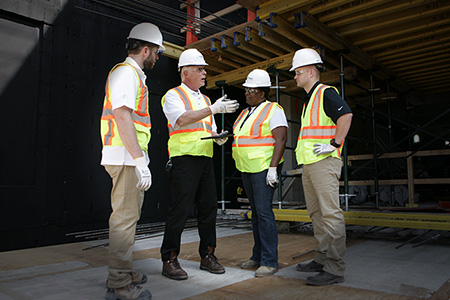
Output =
[
  {"x1": 100, "y1": 62, "x2": 151, "y2": 152},
  {"x1": 232, "y1": 101, "x2": 284, "y2": 173},
  {"x1": 161, "y1": 85, "x2": 213, "y2": 158},
  {"x1": 295, "y1": 83, "x2": 343, "y2": 165}
]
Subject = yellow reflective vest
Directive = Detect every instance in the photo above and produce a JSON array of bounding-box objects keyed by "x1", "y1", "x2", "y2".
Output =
[
  {"x1": 232, "y1": 101, "x2": 284, "y2": 173},
  {"x1": 161, "y1": 85, "x2": 213, "y2": 158},
  {"x1": 100, "y1": 62, "x2": 151, "y2": 152},
  {"x1": 295, "y1": 83, "x2": 343, "y2": 165}
]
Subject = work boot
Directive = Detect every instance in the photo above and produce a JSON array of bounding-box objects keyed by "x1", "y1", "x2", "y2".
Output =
[
  {"x1": 296, "y1": 260, "x2": 323, "y2": 272},
  {"x1": 307, "y1": 270, "x2": 345, "y2": 286},
  {"x1": 105, "y1": 283, "x2": 152, "y2": 300},
  {"x1": 106, "y1": 272, "x2": 148, "y2": 288},
  {"x1": 255, "y1": 266, "x2": 278, "y2": 277},
  {"x1": 241, "y1": 259, "x2": 260, "y2": 269},
  {"x1": 200, "y1": 246, "x2": 225, "y2": 274},
  {"x1": 162, "y1": 252, "x2": 188, "y2": 280}
]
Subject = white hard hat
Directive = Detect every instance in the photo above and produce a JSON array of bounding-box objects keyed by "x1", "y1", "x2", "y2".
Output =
[
  {"x1": 242, "y1": 69, "x2": 271, "y2": 88},
  {"x1": 128, "y1": 22, "x2": 165, "y2": 51},
  {"x1": 290, "y1": 48, "x2": 323, "y2": 71},
  {"x1": 178, "y1": 49, "x2": 208, "y2": 68}
]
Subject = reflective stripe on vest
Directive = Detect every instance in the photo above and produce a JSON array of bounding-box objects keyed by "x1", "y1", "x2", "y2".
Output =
[
  {"x1": 295, "y1": 84, "x2": 342, "y2": 165},
  {"x1": 232, "y1": 101, "x2": 283, "y2": 173},
  {"x1": 161, "y1": 85, "x2": 213, "y2": 158},
  {"x1": 100, "y1": 62, "x2": 151, "y2": 151}
]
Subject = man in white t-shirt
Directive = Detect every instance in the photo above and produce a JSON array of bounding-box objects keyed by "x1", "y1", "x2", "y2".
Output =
[
  {"x1": 100, "y1": 22, "x2": 164, "y2": 300},
  {"x1": 160, "y1": 49, "x2": 239, "y2": 280},
  {"x1": 232, "y1": 69, "x2": 288, "y2": 277}
]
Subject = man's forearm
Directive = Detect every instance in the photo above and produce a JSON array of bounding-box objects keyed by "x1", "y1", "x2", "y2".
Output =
[
  {"x1": 334, "y1": 113, "x2": 353, "y2": 144},
  {"x1": 114, "y1": 107, "x2": 143, "y2": 159},
  {"x1": 176, "y1": 107, "x2": 212, "y2": 127}
]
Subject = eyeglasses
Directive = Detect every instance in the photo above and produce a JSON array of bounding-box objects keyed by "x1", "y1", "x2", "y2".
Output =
[
  {"x1": 295, "y1": 69, "x2": 308, "y2": 75},
  {"x1": 192, "y1": 67, "x2": 206, "y2": 73},
  {"x1": 245, "y1": 88, "x2": 260, "y2": 93}
]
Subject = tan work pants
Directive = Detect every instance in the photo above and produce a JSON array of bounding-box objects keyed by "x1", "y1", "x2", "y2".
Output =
[
  {"x1": 302, "y1": 156, "x2": 346, "y2": 276},
  {"x1": 104, "y1": 165, "x2": 144, "y2": 288}
]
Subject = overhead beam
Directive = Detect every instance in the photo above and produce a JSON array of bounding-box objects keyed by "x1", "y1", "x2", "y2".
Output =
[
  {"x1": 161, "y1": 41, "x2": 184, "y2": 60},
  {"x1": 296, "y1": 12, "x2": 412, "y2": 92},
  {"x1": 206, "y1": 52, "x2": 294, "y2": 89},
  {"x1": 255, "y1": 0, "x2": 314, "y2": 21},
  {"x1": 232, "y1": 33, "x2": 275, "y2": 60}
]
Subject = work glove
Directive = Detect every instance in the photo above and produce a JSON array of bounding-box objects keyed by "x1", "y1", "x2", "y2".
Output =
[
  {"x1": 313, "y1": 143, "x2": 337, "y2": 157},
  {"x1": 266, "y1": 167, "x2": 278, "y2": 187},
  {"x1": 134, "y1": 157, "x2": 152, "y2": 191},
  {"x1": 210, "y1": 94, "x2": 239, "y2": 114},
  {"x1": 214, "y1": 137, "x2": 228, "y2": 146},
  {"x1": 213, "y1": 130, "x2": 229, "y2": 146}
]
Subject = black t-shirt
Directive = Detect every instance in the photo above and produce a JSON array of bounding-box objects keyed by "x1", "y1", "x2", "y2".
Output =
[{"x1": 303, "y1": 81, "x2": 352, "y2": 123}]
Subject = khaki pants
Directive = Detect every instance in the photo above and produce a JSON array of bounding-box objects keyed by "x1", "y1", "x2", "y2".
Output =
[
  {"x1": 104, "y1": 165, "x2": 144, "y2": 288},
  {"x1": 302, "y1": 157, "x2": 346, "y2": 276}
]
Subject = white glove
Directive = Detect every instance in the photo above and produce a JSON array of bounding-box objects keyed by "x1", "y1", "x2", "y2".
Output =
[
  {"x1": 266, "y1": 167, "x2": 278, "y2": 187},
  {"x1": 313, "y1": 143, "x2": 337, "y2": 156},
  {"x1": 210, "y1": 94, "x2": 239, "y2": 114},
  {"x1": 214, "y1": 137, "x2": 228, "y2": 146},
  {"x1": 134, "y1": 157, "x2": 152, "y2": 191}
]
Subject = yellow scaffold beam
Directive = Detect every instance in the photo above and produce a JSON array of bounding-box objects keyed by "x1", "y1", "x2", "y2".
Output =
[{"x1": 241, "y1": 209, "x2": 450, "y2": 231}]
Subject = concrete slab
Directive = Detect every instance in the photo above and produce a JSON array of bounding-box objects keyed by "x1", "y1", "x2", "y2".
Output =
[
  {"x1": 0, "y1": 258, "x2": 255, "y2": 300},
  {"x1": 277, "y1": 239, "x2": 450, "y2": 299}
]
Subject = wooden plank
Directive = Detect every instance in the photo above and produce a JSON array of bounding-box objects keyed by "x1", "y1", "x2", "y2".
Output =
[
  {"x1": 161, "y1": 41, "x2": 184, "y2": 60},
  {"x1": 336, "y1": 2, "x2": 450, "y2": 36},
  {"x1": 370, "y1": 32, "x2": 450, "y2": 59},
  {"x1": 360, "y1": 24, "x2": 450, "y2": 52},
  {"x1": 232, "y1": 33, "x2": 275, "y2": 59},
  {"x1": 250, "y1": 209, "x2": 450, "y2": 231},
  {"x1": 217, "y1": 37, "x2": 261, "y2": 63},
  {"x1": 269, "y1": 14, "x2": 313, "y2": 48},
  {"x1": 245, "y1": 27, "x2": 287, "y2": 56},
  {"x1": 185, "y1": 20, "x2": 259, "y2": 52},
  {"x1": 206, "y1": 52, "x2": 294, "y2": 89},
  {"x1": 347, "y1": 149, "x2": 450, "y2": 160},
  {"x1": 324, "y1": 0, "x2": 427, "y2": 26},
  {"x1": 211, "y1": 39, "x2": 252, "y2": 66},
  {"x1": 258, "y1": 22, "x2": 299, "y2": 52},
  {"x1": 353, "y1": 14, "x2": 450, "y2": 47},
  {"x1": 256, "y1": 0, "x2": 315, "y2": 21}
]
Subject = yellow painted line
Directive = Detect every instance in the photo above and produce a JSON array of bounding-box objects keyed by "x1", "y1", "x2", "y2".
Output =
[{"x1": 241, "y1": 209, "x2": 450, "y2": 231}]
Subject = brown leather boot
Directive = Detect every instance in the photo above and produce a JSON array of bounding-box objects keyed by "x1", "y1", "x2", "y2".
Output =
[
  {"x1": 200, "y1": 246, "x2": 225, "y2": 274},
  {"x1": 162, "y1": 251, "x2": 188, "y2": 280}
]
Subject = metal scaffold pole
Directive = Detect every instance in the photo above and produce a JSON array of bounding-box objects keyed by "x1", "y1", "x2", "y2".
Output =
[
  {"x1": 369, "y1": 73, "x2": 380, "y2": 208},
  {"x1": 339, "y1": 51, "x2": 350, "y2": 211}
]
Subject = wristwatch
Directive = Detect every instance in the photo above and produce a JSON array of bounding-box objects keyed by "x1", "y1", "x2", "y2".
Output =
[{"x1": 330, "y1": 138, "x2": 341, "y2": 148}]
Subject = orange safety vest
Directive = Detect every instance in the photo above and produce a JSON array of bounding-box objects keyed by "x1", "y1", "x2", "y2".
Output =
[
  {"x1": 295, "y1": 83, "x2": 343, "y2": 165},
  {"x1": 161, "y1": 85, "x2": 213, "y2": 158},
  {"x1": 232, "y1": 101, "x2": 284, "y2": 173},
  {"x1": 100, "y1": 61, "x2": 151, "y2": 152}
]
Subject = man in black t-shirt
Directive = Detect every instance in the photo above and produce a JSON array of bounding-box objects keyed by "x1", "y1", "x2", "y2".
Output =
[{"x1": 291, "y1": 48, "x2": 353, "y2": 286}]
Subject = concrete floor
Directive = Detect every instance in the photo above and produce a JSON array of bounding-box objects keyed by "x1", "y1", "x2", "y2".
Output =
[{"x1": 0, "y1": 219, "x2": 450, "y2": 300}]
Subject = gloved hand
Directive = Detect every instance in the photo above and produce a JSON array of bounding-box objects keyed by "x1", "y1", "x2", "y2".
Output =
[
  {"x1": 313, "y1": 143, "x2": 337, "y2": 156},
  {"x1": 134, "y1": 157, "x2": 152, "y2": 191},
  {"x1": 214, "y1": 137, "x2": 228, "y2": 146},
  {"x1": 210, "y1": 94, "x2": 239, "y2": 114},
  {"x1": 266, "y1": 167, "x2": 278, "y2": 187}
]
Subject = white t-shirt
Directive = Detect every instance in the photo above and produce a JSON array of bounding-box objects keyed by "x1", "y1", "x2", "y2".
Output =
[
  {"x1": 101, "y1": 57, "x2": 150, "y2": 166},
  {"x1": 162, "y1": 83, "x2": 217, "y2": 132},
  {"x1": 246, "y1": 103, "x2": 289, "y2": 131}
]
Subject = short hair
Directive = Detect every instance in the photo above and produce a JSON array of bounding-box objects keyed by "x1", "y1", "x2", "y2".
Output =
[
  {"x1": 126, "y1": 38, "x2": 156, "y2": 55},
  {"x1": 259, "y1": 87, "x2": 270, "y2": 99}
]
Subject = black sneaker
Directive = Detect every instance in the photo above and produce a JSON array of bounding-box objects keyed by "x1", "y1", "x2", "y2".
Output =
[
  {"x1": 296, "y1": 260, "x2": 324, "y2": 272},
  {"x1": 307, "y1": 270, "x2": 345, "y2": 286}
]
